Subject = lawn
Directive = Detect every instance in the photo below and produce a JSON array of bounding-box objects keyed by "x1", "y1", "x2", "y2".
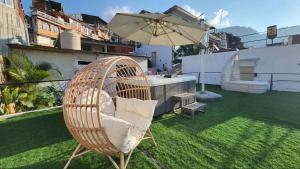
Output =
[{"x1": 1, "y1": 86, "x2": 300, "y2": 169}]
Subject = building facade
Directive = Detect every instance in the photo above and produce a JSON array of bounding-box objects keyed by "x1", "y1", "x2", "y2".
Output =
[
  {"x1": 30, "y1": 0, "x2": 110, "y2": 47},
  {"x1": 0, "y1": 0, "x2": 29, "y2": 56},
  {"x1": 28, "y1": 0, "x2": 134, "y2": 54}
]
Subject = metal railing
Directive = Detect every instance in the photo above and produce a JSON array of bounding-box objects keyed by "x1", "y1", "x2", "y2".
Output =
[
  {"x1": 182, "y1": 72, "x2": 300, "y2": 91},
  {"x1": 0, "y1": 79, "x2": 69, "y2": 98},
  {"x1": 33, "y1": 10, "x2": 65, "y2": 25},
  {"x1": 214, "y1": 25, "x2": 300, "y2": 48}
]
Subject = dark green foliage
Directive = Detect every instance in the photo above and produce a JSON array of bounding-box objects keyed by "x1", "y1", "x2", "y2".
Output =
[
  {"x1": 174, "y1": 44, "x2": 203, "y2": 58},
  {"x1": 1, "y1": 53, "x2": 63, "y2": 113}
]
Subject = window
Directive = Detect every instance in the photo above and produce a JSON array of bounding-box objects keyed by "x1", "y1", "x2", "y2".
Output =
[
  {"x1": 52, "y1": 25, "x2": 59, "y2": 33},
  {"x1": 42, "y1": 22, "x2": 50, "y2": 31},
  {"x1": 6, "y1": 0, "x2": 13, "y2": 7},
  {"x1": 81, "y1": 44, "x2": 92, "y2": 51},
  {"x1": 1, "y1": 0, "x2": 14, "y2": 8}
]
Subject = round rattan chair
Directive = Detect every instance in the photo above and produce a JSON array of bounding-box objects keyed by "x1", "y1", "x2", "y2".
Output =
[{"x1": 63, "y1": 56, "x2": 157, "y2": 169}]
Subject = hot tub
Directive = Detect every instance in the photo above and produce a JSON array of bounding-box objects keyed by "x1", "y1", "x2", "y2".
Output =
[
  {"x1": 147, "y1": 75, "x2": 196, "y2": 116},
  {"x1": 221, "y1": 80, "x2": 269, "y2": 94}
]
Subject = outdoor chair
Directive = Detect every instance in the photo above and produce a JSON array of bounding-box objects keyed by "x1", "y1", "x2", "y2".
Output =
[{"x1": 63, "y1": 56, "x2": 157, "y2": 169}]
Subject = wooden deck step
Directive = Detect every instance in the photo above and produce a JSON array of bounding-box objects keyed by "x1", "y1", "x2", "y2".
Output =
[{"x1": 182, "y1": 102, "x2": 207, "y2": 119}]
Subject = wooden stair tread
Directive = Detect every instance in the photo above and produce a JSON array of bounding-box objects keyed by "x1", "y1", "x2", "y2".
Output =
[
  {"x1": 182, "y1": 102, "x2": 206, "y2": 111},
  {"x1": 173, "y1": 93, "x2": 195, "y2": 98}
]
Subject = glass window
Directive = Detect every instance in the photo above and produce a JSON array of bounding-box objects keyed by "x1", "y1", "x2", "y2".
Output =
[
  {"x1": 5, "y1": 0, "x2": 14, "y2": 8},
  {"x1": 42, "y1": 23, "x2": 50, "y2": 31},
  {"x1": 51, "y1": 25, "x2": 59, "y2": 33}
]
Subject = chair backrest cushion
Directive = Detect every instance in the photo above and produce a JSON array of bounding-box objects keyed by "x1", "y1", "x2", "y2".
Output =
[
  {"x1": 77, "y1": 88, "x2": 115, "y2": 116},
  {"x1": 115, "y1": 97, "x2": 157, "y2": 132},
  {"x1": 116, "y1": 97, "x2": 157, "y2": 118}
]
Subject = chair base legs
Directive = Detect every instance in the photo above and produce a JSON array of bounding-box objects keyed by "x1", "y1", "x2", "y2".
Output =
[
  {"x1": 143, "y1": 128, "x2": 157, "y2": 146},
  {"x1": 64, "y1": 129, "x2": 157, "y2": 169},
  {"x1": 64, "y1": 144, "x2": 90, "y2": 169}
]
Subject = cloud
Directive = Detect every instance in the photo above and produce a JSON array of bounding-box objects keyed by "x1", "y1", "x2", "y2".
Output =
[
  {"x1": 209, "y1": 9, "x2": 230, "y2": 28},
  {"x1": 182, "y1": 5, "x2": 205, "y2": 19},
  {"x1": 181, "y1": 5, "x2": 230, "y2": 28},
  {"x1": 104, "y1": 6, "x2": 132, "y2": 20}
]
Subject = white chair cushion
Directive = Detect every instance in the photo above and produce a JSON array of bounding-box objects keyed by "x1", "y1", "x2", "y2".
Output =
[
  {"x1": 116, "y1": 97, "x2": 158, "y2": 118},
  {"x1": 101, "y1": 113, "x2": 137, "y2": 153},
  {"x1": 78, "y1": 88, "x2": 115, "y2": 116},
  {"x1": 115, "y1": 97, "x2": 158, "y2": 151},
  {"x1": 69, "y1": 107, "x2": 137, "y2": 153},
  {"x1": 69, "y1": 92, "x2": 157, "y2": 153}
]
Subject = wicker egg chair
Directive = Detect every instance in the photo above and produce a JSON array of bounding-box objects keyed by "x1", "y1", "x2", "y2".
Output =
[{"x1": 63, "y1": 56, "x2": 157, "y2": 169}]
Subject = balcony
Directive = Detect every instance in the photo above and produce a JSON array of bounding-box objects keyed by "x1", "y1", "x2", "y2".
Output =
[{"x1": 32, "y1": 10, "x2": 65, "y2": 25}]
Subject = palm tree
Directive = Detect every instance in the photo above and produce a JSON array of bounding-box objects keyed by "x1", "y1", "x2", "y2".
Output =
[
  {"x1": 4, "y1": 53, "x2": 62, "y2": 110},
  {"x1": 6, "y1": 53, "x2": 61, "y2": 83}
]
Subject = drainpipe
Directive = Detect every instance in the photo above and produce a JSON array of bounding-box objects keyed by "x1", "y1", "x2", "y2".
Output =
[{"x1": 104, "y1": 44, "x2": 108, "y2": 53}]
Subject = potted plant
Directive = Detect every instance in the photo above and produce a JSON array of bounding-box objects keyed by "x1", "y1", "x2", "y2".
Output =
[{"x1": 1, "y1": 87, "x2": 20, "y2": 114}]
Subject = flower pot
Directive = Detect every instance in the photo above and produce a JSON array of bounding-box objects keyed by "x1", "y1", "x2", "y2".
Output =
[{"x1": 6, "y1": 103, "x2": 16, "y2": 114}]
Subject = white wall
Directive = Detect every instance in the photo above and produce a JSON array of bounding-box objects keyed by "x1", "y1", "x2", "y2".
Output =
[
  {"x1": 182, "y1": 44, "x2": 300, "y2": 92},
  {"x1": 11, "y1": 47, "x2": 148, "y2": 80},
  {"x1": 135, "y1": 44, "x2": 173, "y2": 71}
]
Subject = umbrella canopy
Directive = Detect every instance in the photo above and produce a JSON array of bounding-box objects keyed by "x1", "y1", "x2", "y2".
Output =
[{"x1": 108, "y1": 13, "x2": 207, "y2": 46}]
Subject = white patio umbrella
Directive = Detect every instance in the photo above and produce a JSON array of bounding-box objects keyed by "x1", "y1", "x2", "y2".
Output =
[
  {"x1": 108, "y1": 13, "x2": 208, "y2": 46},
  {"x1": 108, "y1": 12, "x2": 209, "y2": 90}
]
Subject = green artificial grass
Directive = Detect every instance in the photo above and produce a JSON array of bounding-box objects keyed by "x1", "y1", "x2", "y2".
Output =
[{"x1": 0, "y1": 86, "x2": 299, "y2": 169}]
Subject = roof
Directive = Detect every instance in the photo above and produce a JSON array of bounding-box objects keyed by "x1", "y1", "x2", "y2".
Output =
[
  {"x1": 81, "y1": 38, "x2": 135, "y2": 47},
  {"x1": 164, "y1": 5, "x2": 211, "y2": 30},
  {"x1": 139, "y1": 10, "x2": 151, "y2": 14},
  {"x1": 164, "y1": 5, "x2": 201, "y2": 20},
  {"x1": 81, "y1": 14, "x2": 107, "y2": 25},
  {"x1": 46, "y1": 0, "x2": 64, "y2": 13},
  {"x1": 8, "y1": 44, "x2": 147, "y2": 58}
]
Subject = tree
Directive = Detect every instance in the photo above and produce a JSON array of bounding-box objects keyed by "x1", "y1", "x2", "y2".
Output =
[
  {"x1": 226, "y1": 33, "x2": 245, "y2": 49},
  {"x1": 173, "y1": 44, "x2": 206, "y2": 63}
]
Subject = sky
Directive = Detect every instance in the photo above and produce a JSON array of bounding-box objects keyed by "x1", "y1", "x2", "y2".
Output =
[{"x1": 22, "y1": 0, "x2": 300, "y2": 32}]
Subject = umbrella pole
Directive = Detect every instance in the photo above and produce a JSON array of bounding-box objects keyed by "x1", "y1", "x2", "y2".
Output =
[
  {"x1": 200, "y1": 31, "x2": 210, "y2": 93},
  {"x1": 200, "y1": 47, "x2": 205, "y2": 92}
]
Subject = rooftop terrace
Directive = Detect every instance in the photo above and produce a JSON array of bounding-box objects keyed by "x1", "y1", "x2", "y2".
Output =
[{"x1": 0, "y1": 86, "x2": 299, "y2": 169}]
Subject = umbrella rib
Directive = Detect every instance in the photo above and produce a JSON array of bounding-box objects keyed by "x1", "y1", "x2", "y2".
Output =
[
  {"x1": 115, "y1": 13, "x2": 157, "y2": 20},
  {"x1": 175, "y1": 25, "x2": 201, "y2": 43},
  {"x1": 159, "y1": 23, "x2": 175, "y2": 46},
  {"x1": 158, "y1": 14, "x2": 173, "y2": 19},
  {"x1": 122, "y1": 22, "x2": 152, "y2": 38},
  {"x1": 161, "y1": 23, "x2": 197, "y2": 43},
  {"x1": 109, "y1": 21, "x2": 148, "y2": 28},
  {"x1": 116, "y1": 13, "x2": 172, "y2": 21}
]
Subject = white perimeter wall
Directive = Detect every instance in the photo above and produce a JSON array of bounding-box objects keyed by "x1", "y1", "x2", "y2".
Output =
[
  {"x1": 135, "y1": 45, "x2": 173, "y2": 71},
  {"x1": 182, "y1": 44, "x2": 300, "y2": 92},
  {"x1": 11, "y1": 48, "x2": 148, "y2": 80}
]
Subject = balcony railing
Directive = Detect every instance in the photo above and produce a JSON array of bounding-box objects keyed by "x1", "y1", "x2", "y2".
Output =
[{"x1": 32, "y1": 10, "x2": 65, "y2": 25}]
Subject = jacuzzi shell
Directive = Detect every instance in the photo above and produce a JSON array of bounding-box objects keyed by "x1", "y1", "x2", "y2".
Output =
[
  {"x1": 221, "y1": 80, "x2": 269, "y2": 94},
  {"x1": 147, "y1": 75, "x2": 196, "y2": 116}
]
